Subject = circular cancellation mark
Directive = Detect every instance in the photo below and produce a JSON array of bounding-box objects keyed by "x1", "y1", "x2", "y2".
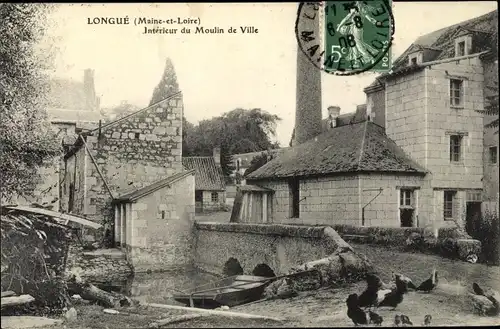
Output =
[{"x1": 295, "y1": 1, "x2": 395, "y2": 76}]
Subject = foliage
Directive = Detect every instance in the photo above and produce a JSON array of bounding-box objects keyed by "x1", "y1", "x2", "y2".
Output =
[
  {"x1": 476, "y1": 81, "x2": 499, "y2": 134},
  {"x1": 149, "y1": 57, "x2": 180, "y2": 106},
  {"x1": 183, "y1": 108, "x2": 281, "y2": 181},
  {"x1": 469, "y1": 210, "x2": 500, "y2": 265},
  {"x1": 244, "y1": 151, "x2": 275, "y2": 177},
  {"x1": 1, "y1": 207, "x2": 73, "y2": 310},
  {"x1": 100, "y1": 101, "x2": 141, "y2": 123},
  {"x1": 0, "y1": 3, "x2": 61, "y2": 201}
]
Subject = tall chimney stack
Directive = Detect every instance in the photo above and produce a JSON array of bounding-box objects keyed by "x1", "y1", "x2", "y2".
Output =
[
  {"x1": 213, "y1": 147, "x2": 221, "y2": 166},
  {"x1": 294, "y1": 4, "x2": 322, "y2": 146},
  {"x1": 327, "y1": 106, "x2": 341, "y2": 129},
  {"x1": 83, "y1": 69, "x2": 97, "y2": 112}
]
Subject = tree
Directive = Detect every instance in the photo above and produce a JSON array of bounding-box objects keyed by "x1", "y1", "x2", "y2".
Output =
[
  {"x1": 182, "y1": 108, "x2": 281, "y2": 181},
  {"x1": 477, "y1": 81, "x2": 499, "y2": 134},
  {"x1": 149, "y1": 57, "x2": 180, "y2": 106},
  {"x1": 100, "y1": 101, "x2": 141, "y2": 123},
  {"x1": 244, "y1": 152, "x2": 275, "y2": 177},
  {"x1": 0, "y1": 4, "x2": 60, "y2": 201}
]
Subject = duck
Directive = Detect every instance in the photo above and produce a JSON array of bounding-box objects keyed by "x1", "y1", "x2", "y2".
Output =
[
  {"x1": 377, "y1": 275, "x2": 407, "y2": 310},
  {"x1": 346, "y1": 293, "x2": 369, "y2": 326},
  {"x1": 423, "y1": 314, "x2": 432, "y2": 326},
  {"x1": 368, "y1": 310, "x2": 384, "y2": 326},
  {"x1": 394, "y1": 314, "x2": 402, "y2": 327},
  {"x1": 416, "y1": 269, "x2": 438, "y2": 293},
  {"x1": 394, "y1": 273, "x2": 417, "y2": 291},
  {"x1": 472, "y1": 282, "x2": 485, "y2": 296},
  {"x1": 358, "y1": 273, "x2": 383, "y2": 309},
  {"x1": 400, "y1": 314, "x2": 413, "y2": 326}
]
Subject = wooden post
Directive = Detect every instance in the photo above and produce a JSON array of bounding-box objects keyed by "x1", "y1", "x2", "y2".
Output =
[
  {"x1": 114, "y1": 205, "x2": 120, "y2": 247},
  {"x1": 262, "y1": 193, "x2": 268, "y2": 223},
  {"x1": 121, "y1": 203, "x2": 126, "y2": 248},
  {"x1": 248, "y1": 193, "x2": 253, "y2": 222}
]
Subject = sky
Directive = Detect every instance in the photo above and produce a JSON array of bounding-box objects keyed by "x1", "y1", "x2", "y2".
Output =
[{"x1": 45, "y1": 2, "x2": 498, "y2": 146}]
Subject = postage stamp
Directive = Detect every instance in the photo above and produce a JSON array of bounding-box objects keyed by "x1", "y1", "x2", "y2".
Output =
[{"x1": 295, "y1": 1, "x2": 394, "y2": 76}]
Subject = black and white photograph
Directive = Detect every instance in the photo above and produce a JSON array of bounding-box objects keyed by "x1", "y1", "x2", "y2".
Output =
[{"x1": 0, "y1": 2, "x2": 498, "y2": 328}]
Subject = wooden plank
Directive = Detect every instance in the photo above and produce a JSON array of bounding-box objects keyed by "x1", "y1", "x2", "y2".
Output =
[
  {"x1": 142, "y1": 302, "x2": 284, "y2": 322},
  {"x1": 5, "y1": 206, "x2": 101, "y2": 229},
  {"x1": 229, "y1": 189, "x2": 243, "y2": 223},
  {"x1": 262, "y1": 193, "x2": 268, "y2": 223},
  {"x1": 1, "y1": 294, "x2": 35, "y2": 308},
  {"x1": 1, "y1": 291, "x2": 16, "y2": 298}
]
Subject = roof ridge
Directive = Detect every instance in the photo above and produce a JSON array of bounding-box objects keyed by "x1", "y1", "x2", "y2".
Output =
[
  {"x1": 357, "y1": 121, "x2": 369, "y2": 170},
  {"x1": 86, "y1": 91, "x2": 182, "y2": 135}
]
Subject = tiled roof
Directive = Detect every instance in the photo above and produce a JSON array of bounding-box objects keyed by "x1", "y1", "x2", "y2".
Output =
[
  {"x1": 182, "y1": 157, "x2": 226, "y2": 191},
  {"x1": 246, "y1": 121, "x2": 427, "y2": 180},
  {"x1": 114, "y1": 170, "x2": 195, "y2": 202},
  {"x1": 365, "y1": 10, "x2": 498, "y2": 90},
  {"x1": 48, "y1": 108, "x2": 102, "y2": 125},
  {"x1": 47, "y1": 79, "x2": 87, "y2": 111}
]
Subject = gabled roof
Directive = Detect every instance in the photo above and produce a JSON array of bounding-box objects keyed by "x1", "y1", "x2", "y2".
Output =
[
  {"x1": 114, "y1": 170, "x2": 194, "y2": 203},
  {"x1": 365, "y1": 10, "x2": 498, "y2": 91},
  {"x1": 47, "y1": 79, "x2": 87, "y2": 111},
  {"x1": 246, "y1": 121, "x2": 427, "y2": 180},
  {"x1": 182, "y1": 157, "x2": 226, "y2": 191},
  {"x1": 48, "y1": 107, "x2": 102, "y2": 125}
]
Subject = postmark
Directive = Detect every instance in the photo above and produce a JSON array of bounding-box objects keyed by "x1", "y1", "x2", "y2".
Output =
[{"x1": 295, "y1": 1, "x2": 394, "y2": 76}]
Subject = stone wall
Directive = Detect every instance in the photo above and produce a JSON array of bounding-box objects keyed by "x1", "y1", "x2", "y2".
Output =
[
  {"x1": 359, "y1": 173, "x2": 429, "y2": 227},
  {"x1": 482, "y1": 58, "x2": 499, "y2": 204},
  {"x1": 66, "y1": 245, "x2": 133, "y2": 285},
  {"x1": 425, "y1": 59, "x2": 484, "y2": 189},
  {"x1": 61, "y1": 94, "x2": 184, "y2": 225},
  {"x1": 250, "y1": 175, "x2": 360, "y2": 225},
  {"x1": 193, "y1": 222, "x2": 364, "y2": 277},
  {"x1": 127, "y1": 173, "x2": 195, "y2": 273},
  {"x1": 201, "y1": 190, "x2": 226, "y2": 212}
]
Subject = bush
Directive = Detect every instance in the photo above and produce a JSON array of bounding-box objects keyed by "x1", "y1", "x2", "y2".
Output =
[{"x1": 469, "y1": 210, "x2": 500, "y2": 265}]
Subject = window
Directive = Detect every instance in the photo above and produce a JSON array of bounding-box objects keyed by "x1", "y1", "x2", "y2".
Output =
[
  {"x1": 400, "y1": 189, "x2": 414, "y2": 207},
  {"x1": 289, "y1": 178, "x2": 300, "y2": 218},
  {"x1": 490, "y1": 146, "x2": 498, "y2": 164},
  {"x1": 410, "y1": 57, "x2": 417, "y2": 65},
  {"x1": 134, "y1": 133, "x2": 140, "y2": 139},
  {"x1": 444, "y1": 191, "x2": 457, "y2": 220},
  {"x1": 449, "y1": 79, "x2": 464, "y2": 107},
  {"x1": 211, "y1": 192, "x2": 219, "y2": 203},
  {"x1": 457, "y1": 41, "x2": 465, "y2": 57},
  {"x1": 161, "y1": 210, "x2": 166, "y2": 219},
  {"x1": 449, "y1": 135, "x2": 463, "y2": 162}
]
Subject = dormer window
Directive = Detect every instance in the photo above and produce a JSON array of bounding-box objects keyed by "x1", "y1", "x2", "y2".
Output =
[
  {"x1": 408, "y1": 51, "x2": 422, "y2": 66},
  {"x1": 454, "y1": 35, "x2": 471, "y2": 57},
  {"x1": 457, "y1": 41, "x2": 466, "y2": 57}
]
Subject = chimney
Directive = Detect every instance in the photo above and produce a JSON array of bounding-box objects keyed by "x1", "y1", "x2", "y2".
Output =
[
  {"x1": 294, "y1": 4, "x2": 322, "y2": 145},
  {"x1": 213, "y1": 147, "x2": 221, "y2": 165},
  {"x1": 83, "y1": 69, "x2": 97, "y2": 111},
  {"x1": 327, "y1": 106, "x2": 341, "y2": 128}
]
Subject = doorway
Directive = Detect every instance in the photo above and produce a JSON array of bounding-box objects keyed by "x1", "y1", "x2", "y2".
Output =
[
  {"x1": 195, "y1": 190, "x2": 203, "y2": 213},
  {"x1": 465, "y1": 201, "x2": 482, "y2": 237},
  {"x1": 400, "y1": 208, "x2": 414, "y2": 227}
]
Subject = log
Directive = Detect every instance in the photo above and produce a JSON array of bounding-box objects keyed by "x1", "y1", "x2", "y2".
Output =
[
  {"x1": 1, "y1": 291, "x2": 16, "y2": 298},
  {"x1": 142, "y1": 302, "x2": 284, "y2": 322},
  {"x1": 149, "y1": 314, "x2": 205, "y2": 328},
  {"x1": 1, "y1": 294, "x2": 35, "y2": 309},
  {"x1": 66, "y1": 274, "x2": 132, "y2": 308}
]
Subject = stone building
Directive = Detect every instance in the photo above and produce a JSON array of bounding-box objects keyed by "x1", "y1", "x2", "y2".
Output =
[
  {"x1": 246, "y1": 121, "x2": 428, "y2": 227},
  {"x1": 244, "y1": 10, "x2": 498, "y2": 230},
  {"x1": 182, "y1": 148, "x2": 227, "y2": 213},
  {"x1": 60, "y1": 92, "x2": 195, "y2": 269},
  {"x1": 364, "y1": 9, "x2": 498, "y2": 222},
  {"x1": 10, "y1": 69, "x2": 102, "y2": 211}
]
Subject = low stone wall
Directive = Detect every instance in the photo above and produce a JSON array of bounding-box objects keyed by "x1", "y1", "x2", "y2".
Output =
[
  {"x1": 66, "y1": 245, "x2": 133, "y2": 287},
  {"x1": 332, "y1": 224, "x2": 481, "y2": 262},
  {"x1": 193, "y1": 222, "x2": 372, "y2": 287}
]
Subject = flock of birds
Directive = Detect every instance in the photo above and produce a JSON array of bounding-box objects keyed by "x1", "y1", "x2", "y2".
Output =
[{"x1": 345, "y1": 269, "x2": 439, "y2": 326}]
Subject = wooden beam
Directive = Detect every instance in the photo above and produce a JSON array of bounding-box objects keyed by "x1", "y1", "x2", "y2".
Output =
[
  {"x1": 1, "y1": 295, "x2": 35, "y2": 309},
  {"x1": 5, "y1": 206, "x2": 101, "y2": 229},
  {"x1": 262, "y1": 193, "x2": 268, "y2": 223},
  {"x1": 142, "y1": 302, "x2": 284, "y2": 322}
]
